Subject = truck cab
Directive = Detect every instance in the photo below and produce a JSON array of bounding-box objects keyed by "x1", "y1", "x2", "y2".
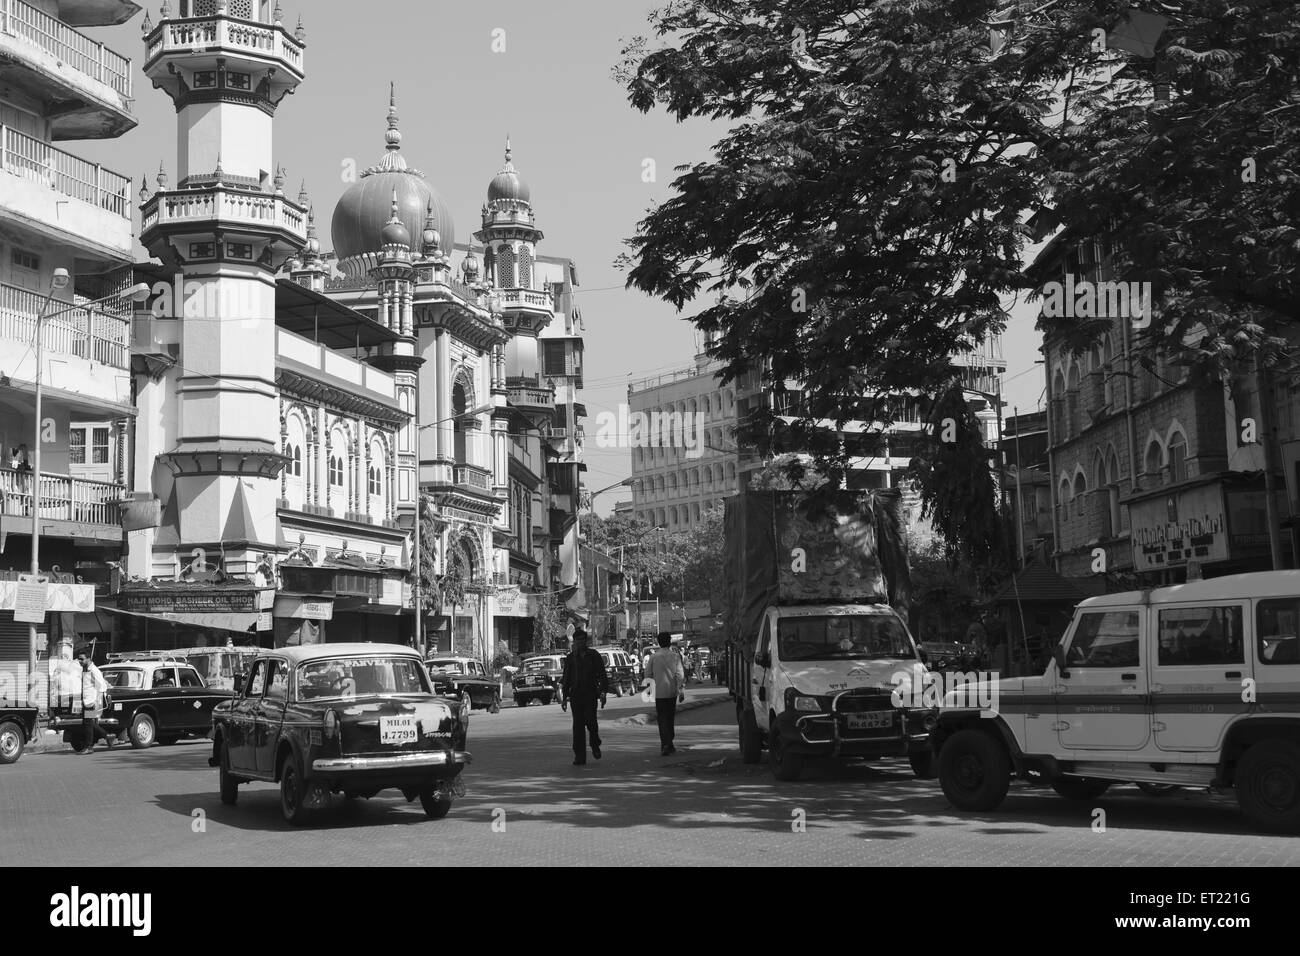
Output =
[{"x1": 734, "y1": 603, "x2": 935, "y2": 781}]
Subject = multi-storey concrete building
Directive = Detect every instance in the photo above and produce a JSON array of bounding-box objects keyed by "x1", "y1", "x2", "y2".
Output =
[
  {"x1": 0, "y1": 0, "x2": 141, "y2": 700},
  {"x1": 627, "y1": 349, "x2": 739, "y2": 531}
]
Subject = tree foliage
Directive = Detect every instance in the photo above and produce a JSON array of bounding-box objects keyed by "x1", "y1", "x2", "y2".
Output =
[{"x1": 618, "y1": 0, "x2": 1300, "y2": 559}]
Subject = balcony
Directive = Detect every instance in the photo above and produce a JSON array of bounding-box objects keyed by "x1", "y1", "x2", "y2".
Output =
[
  {"x1": 0, "y1": 470, "x2": 123, "y2": 535},
  {"x1": 144, "y1": 14, "x2": 304, "y2": 97},
  {"x1": 0, "y1": 281, "x2": 130, "y2": 369},
  {"x1": 0, "y1": 0, "x2": 135, "y2": 137},
  {"x1": 506, "y1": 377, "x2": 555, "y2": 415},
  {"x1": 455, "y1": 464, "x2": 492, "y2": 491},
  {"x1": 1, "y1": 125, "x2": 133, "y2": 256},
  {"x1": 142, "y1": 186, "x2": 306, "y2": 238}
]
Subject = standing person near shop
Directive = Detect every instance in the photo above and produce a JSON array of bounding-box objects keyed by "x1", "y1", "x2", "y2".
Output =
[
  {"x1": 76, "y1": 653, "x2": 112, "y2": 754},
  {"x1": 646, "y1": 632, "x2": 687, "y2": 756},
  {"x1": 560, "y1": 629, "x2": 608, "y2": 765}
]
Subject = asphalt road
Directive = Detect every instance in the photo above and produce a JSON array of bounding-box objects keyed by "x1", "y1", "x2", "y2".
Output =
[{"x1": 3, "y1": 685, "x2": 1298, "y2": 867}]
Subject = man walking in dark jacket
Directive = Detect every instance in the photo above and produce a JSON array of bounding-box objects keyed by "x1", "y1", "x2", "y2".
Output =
[{"x1": 561, "y1": 629, "x2": 608, "y2": 765}]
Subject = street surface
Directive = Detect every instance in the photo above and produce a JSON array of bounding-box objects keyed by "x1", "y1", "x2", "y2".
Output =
[{"x1": 3, "y1": 686, "x2": 1297, "y2": 867}]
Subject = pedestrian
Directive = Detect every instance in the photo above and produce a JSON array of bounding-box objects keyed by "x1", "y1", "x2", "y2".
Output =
[
  {"x1": 646, "y1": 632, "x2": 687, "y2": 756},
  {"x1": 560, "y1": 628, "x2": 607, "y2": 765},
  {"x1": 76, "y1": 653, "x2": 112, "y2": 754}
]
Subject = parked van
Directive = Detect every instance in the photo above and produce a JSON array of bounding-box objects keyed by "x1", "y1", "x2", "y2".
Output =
[
  {"x1": 172, "y1": 645, "x2": 258, "y2": 693},
  {"x1": 934, "y1": 571, "x2": 1300, "y2": 833}
]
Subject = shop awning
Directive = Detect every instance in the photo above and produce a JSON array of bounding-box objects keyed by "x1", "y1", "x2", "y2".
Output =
[{"x1": 100, "y1": 605, "x2": 263, "y2": 634}]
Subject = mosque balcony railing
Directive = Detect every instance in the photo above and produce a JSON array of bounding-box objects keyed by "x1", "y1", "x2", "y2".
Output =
[
  {"x1": 3, "y1": 0, "x2": 134, "y2": 99},
  {"x1": 145, "y1": 13, "x2": 304, "y2": 76},
  {"x1": 496, "y1": 288, "x2": 554, "y2": 313},
  {"x1": 0, "y1": 280, "x2": 131, "y2": 370},
  {"x1": 454, "y1": 464, "x2": 492, "y2": 491},
  {"x1": 140, "y1": 186, "x2": 307, "y2": 241}
]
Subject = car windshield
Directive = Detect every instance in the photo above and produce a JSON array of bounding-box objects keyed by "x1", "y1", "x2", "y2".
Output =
[
  {"x1": 101, "y1": 668, "x2": 144, "y2": 688},
  {"x1": 779, "y1": 614, "x2": 916, "y2": 661},
  {"x1": 427, "y1": 660, "x2": 465, "y2": 675},
  {"x1": 297, "y1": 656, "x2": 430, "y2": 701},
  {"x1": 524, "y1": 658, "x2": 558, "y2": 672}
]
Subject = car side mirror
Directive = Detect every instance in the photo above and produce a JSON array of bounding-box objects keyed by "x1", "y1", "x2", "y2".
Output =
[
  {"x1": 918, "y1": 648, "x2": 930, "y2": 665},
  {"x1": 757, "y1": 652, "x2": 771, "y2": 669},
  {"x1": 1052, "y1": 645, "x2": 1069, "y2": 678}
]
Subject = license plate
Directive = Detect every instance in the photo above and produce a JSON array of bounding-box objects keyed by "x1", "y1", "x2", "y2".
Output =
[
  {"x1": 380, "y1": 716, "x2": 417, "y2": 745},
  {"x1": 846, "y1": 711, "x2": 893, "y2": 731}
]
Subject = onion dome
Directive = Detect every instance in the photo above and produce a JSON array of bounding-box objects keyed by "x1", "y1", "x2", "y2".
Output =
[
  {"x1": 487, "y1": 137, "x2": 530, "y2": 203},
  {"x1": 380, "y1": 191, "x2": 410, "y2": 249},
  {"x1": 330, "y1": 84, "x2": 454, "y2": 274}
]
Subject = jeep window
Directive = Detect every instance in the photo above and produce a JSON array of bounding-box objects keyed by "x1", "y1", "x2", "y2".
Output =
[
  {"x1": 179, "y1": 668, "x2": 204, "y2": 688},
  {"x1": 102, "y1": 668, "x2": 143, "y2": 689},
  {"x1": 1256, "y1": 600, "x2": 1300, "y2": 664},
  {"x1": 1066, "y1": 611, "x2": 1140, "y2": 668},
  {"x1": 778, "y1": 614, "x2": 914, "y2": 662},
  {"x1": 1157, "y1": 606, "x2": 1244, "y2": 665},
  {"x1": 298, "y1": 657, "x2": 430, "y2": 701}
]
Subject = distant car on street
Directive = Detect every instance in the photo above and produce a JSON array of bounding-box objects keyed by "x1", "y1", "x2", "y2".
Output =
[
  {"x1": 0, "y1": 705, "x2": 37, "y2": 764},
  {"x1": 426, "y1": 656, "x2": 501, "y2": 713},
  {"x1": 593, "y1": 645, "x2": 637, "y2": 697},
  {"x1": 513, "y1": 654, "x2": 563, "y2": 706},
  {"x1": 49, "y1": 652, "x2": 233, "y2": 749},
  {"x1": 210, "y1": 643, "x2": 471, "y2": 824}
]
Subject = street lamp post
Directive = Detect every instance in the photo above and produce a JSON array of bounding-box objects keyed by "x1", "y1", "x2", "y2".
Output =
[
  {"x1": 411, "y1": 402, "x2": 494, "y2": 658},
  {"x1": 27, "y1": 272, "x2": 150, "y2": 698}
]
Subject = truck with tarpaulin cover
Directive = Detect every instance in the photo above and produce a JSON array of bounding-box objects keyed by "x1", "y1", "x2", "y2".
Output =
[{"x1": 722, "y1": 487, "x2": 936, "y2": 780}]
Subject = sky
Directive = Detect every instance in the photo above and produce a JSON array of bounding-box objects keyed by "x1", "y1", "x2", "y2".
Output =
[{"x1": 78, "y1": 0, "x2": 1046, "y2": 514}]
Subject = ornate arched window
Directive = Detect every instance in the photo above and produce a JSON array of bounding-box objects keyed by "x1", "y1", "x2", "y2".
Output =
[
  {"x1": 1168, "y1": 431, "x2": 1187, "y2": 483},
  {"x1": 496, "y1": 245, "x2": 516, "y2": 288},
  {"x1": 329, "y1": 457, "x2": 343, "y2": 486}
]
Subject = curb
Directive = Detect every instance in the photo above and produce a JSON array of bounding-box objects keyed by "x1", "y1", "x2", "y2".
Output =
[{"x1": 612, "y1": 695, "x2": 730, "y2": 726}]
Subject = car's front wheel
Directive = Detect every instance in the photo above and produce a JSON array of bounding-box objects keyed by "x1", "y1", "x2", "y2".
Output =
[
  {"x1": 420, "y1": 787, "x2": 453, "y2": 819},
  {"x1": 1236, "y1": 739, "x2": 1300, "y2": 833},
  {"x1": 460, "y1": 690, "x2": 473, "y2": 713},
  {"x1": 514, "y1": 695, "x2": 527, "y2": 706},
  {"x1": 0, "y1": 720, "x2": 25, "y2": 764},
  {"x1": 128, "y1": 712, "x2": 156, "y2": 748},
  {"x1": 768, "y1": 716, "x2": 804, "y2": 781},
  {"x1": 280, "y1": 752, "x2": 315, "y2": 826},
  {"x1": 938, "y1": 728, "x2": 1011, "y2": 811},
  {"x1": 909, "y1": 751, "x2": 936, "y2": 779}
]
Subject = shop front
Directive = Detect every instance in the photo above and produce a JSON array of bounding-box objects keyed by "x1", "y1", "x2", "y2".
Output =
[
  {"x1": 492, "y1": 584, "x2": 540, "y2": 654},
  {"x1": 0, "y1": 572, "x2": 97, "y2": 708},
  {"x1": 276, "y1": 560, "x2": 408, "y2": 647},
  {"x1": 1129, "y1": 477, "x2": 1290, "y2": 583},
  {"x1": 108, "y1": 583, "x2": 276, "y2": 653}
]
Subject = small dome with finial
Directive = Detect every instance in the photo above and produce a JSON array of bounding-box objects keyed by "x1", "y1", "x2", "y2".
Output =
[
  {"x1": 380, "y1": 190, "x2": 410, "y2": 248},
  {"x1": 487, "y1": 136, "x2": 531, "y2": 203},
  {"x1": 421, "y1": 201, "x2": 440, "y2": 256},
  {"x1": 305, "y1": 208, "x2": 321, "y2": 257}
]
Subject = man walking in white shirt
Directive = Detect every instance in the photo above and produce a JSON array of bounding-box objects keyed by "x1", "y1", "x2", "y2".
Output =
[{"x1": 645, "y1": 632, "x2": 686, "y2": 756}]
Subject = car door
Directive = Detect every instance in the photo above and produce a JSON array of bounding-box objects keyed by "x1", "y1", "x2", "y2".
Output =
[
  {"x1": 1055, "y1": 607, "x2": 1151, "y2": 752},
  {"x1": 254, "y1": 658, "x2": 290, "y2": 776},
  {"x1": 150, "y1": 666, "x2": 183, "y2": 731},
  {"x1": 226, "y1": 658, "x2": 267, "y2": 773},
  {"x1": 176, "y1": 666, "x2": 216, "y2": 732},
  {"x1": 1149, "y1": 602, "x2": 1250, "y2": 752}
]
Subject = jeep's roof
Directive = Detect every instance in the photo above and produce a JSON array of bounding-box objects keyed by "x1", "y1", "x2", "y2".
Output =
[
  {"x1": 249, "y1": 643, "x2": 422, "y2": 665},
  {"x1": 1077, "y1": 570, "x2": 1300, "y2": 609}
]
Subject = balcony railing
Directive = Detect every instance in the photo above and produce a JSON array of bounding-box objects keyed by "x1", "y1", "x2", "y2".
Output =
[
  {"x1": 497, "y1": 288, "x2": 554, "y2": 311},
  {"x1": 141, "y1": 186, "x2": 307, "y2": 238},
  {"x1": 0, "y1": 470, "x2": 122, "y2": 525},
  {"x1": 145, "y1": 15, "x2": 304, "y2": 74},
  {"x1": 0, "y1": 281, "x2": 130, "y2": 369},
  {"x1": 1, "y1": 126, "x2": 132, "y2": 220},
  {"x1": 4, "y1": 0, "x2": 133, "y2": 98},
  {"x1": 454, "y1": 465, "x2": 492, "y2": 491},
  {"x1": 507, "y1": 382, "x2": 554, "y2": 409}
]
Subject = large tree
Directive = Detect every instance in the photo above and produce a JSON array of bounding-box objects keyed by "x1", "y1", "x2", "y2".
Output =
[{"x1": 618, "y1": 0, "x2": 1300, "y2": 556}]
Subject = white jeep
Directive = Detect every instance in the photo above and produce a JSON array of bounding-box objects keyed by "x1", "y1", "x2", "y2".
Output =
[{"x1": 933, "y1": 571, "x2": 1300, "y2": 833}]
